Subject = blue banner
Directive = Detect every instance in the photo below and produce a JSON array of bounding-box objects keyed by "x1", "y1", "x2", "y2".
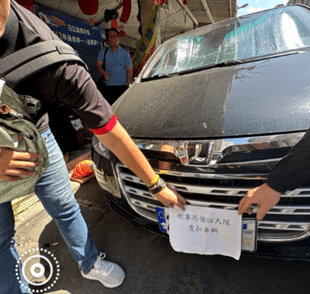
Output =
[{"x1": 34, "y1": 4, "x2": 105, "y2": 48}]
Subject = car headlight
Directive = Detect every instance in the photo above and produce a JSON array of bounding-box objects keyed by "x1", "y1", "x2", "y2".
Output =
[{"x1": 92, "y1": 135, "x2": 110, "y2": 160}]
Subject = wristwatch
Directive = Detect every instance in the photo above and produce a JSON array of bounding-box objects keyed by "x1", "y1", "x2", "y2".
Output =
[{"x1": 148, "y1": 178, "x2": 166, "y2": 195}]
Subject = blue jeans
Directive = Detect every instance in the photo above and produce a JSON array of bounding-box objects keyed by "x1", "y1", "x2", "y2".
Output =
[{"x1": 0, "y1": 129, "x2": 99, "y2": 294}]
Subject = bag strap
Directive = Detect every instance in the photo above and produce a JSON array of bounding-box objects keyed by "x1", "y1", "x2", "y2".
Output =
[
  {"x1": 0, "y1": 79, "x2": 5, "y2": 102},
  {"x1": 102, "y1": 47, "x2": 108, "y2": 71},
  {"x1": 0, "y1": 40, "x2": 88, "y2": 88}
]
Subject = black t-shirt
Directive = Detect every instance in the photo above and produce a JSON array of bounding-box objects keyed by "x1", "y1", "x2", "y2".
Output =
[{"x1": 0, "y1": 1, "x2": 113, "y2": 133}]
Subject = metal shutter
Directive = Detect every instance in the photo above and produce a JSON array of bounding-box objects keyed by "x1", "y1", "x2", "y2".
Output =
[{"x1": 71, "y1": 44, "x2": 101, "y2": 84}]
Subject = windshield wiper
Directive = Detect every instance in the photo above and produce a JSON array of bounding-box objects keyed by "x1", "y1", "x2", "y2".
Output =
[
  {"x1": 173, "y1": 59, "x2": 245, "y2": 76},
  {"x1": 141, "y1": 61, "x2": 242, "y2": 81},
  {"x1": 242, "y1": 49, "x2": 307, "y2": 63},
  {"x1": 214, "y1": 59, "x2": 244, "y2": 66},
  {"x1": 141, "y1": 48, "x2": 309, "y2": 81},
  {"x1": 141, "y1": 73, "x2": 179, "y2": 82}
]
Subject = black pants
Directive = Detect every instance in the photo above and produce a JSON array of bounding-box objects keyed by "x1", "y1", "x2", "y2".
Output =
[{"x1": 98, "y1": 84, "x2": 128, "y2": 105}]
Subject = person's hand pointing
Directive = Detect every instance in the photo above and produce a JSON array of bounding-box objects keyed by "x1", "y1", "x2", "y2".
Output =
[{"x1": 238, "y1": 183, "x2": 281, "y2": 220}]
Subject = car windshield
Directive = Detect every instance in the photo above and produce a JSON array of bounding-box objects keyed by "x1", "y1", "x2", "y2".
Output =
[{"x1": 142, "y1": 6, "x2": 310, "y2": 79}]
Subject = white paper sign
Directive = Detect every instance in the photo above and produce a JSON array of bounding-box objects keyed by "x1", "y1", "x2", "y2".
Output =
[{"x1": 169, "y1": 205, "x2": 242, "y2": 260}]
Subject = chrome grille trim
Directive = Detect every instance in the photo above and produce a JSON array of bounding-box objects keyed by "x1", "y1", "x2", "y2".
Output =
[
  {"x1": 129, "y1": 197, "x2": 309, "y2": 230},
  {"x1": 120, "y1": 172, "x2": 144, "y2": 184},
  {"x1": 133, "y1": 132, "x2": 305, "y2": 167},
  {"x1": 120, "y1": 172, "x2": 310, "y2": 198},
  {"x1": 116, "y1": 163, "x2": 310, "y2": 242},
  {"x1": 123, "y1": 186, "x2": 152, "y2": 199},
  {"x1": 121, "y1": 187, "x2": 310, "y2": 216},
  {"x1": 257, "y1": 221, "x2": 309, "y2": 231},
  {"x1": 129, "y1": 198, "x2": 158, "y2": 212},
  {"x1": 216, "y1": 158, "x2": 283, "y2": 166}
]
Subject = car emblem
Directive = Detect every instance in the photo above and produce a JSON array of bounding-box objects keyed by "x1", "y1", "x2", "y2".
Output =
[{"x1": 181, "y1": 141, "x2": 215, "y2": 166}]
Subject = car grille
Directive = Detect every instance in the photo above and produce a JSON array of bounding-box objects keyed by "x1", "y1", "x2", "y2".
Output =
[{"x1": 114, "y1": 133, "x2": 310, "y2": 242}]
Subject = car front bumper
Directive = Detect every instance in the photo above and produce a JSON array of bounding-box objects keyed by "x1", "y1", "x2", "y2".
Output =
[{"x1": 92, "y1": 147, "x2": 310, "y2": 262}]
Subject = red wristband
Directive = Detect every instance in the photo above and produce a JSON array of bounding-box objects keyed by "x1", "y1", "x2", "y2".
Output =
[{"x1": 90, "y1": 114, "x2": 117, "y2": 135}]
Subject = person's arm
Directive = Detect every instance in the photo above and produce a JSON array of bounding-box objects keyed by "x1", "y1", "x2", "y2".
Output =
[
  {"x1": 96, "y1": 61, "x2": 109, "y2": 80},
  {"x1": 238, "y1": 128, "x2": 310, "y2": 220},
  {"x1": 94, "y1": 120, "x2": 186, "y2": 210},
  {"x1": 126, "y1": 67, "x2": 132, "y2": 86},
  {"x1": 266, "y1": 129, "x2": 310, "y2": 192},
  {"x1": 96, "y1": 48, "x2": 109, "y2": 80},
  {"x1": 48, "y1": 62, "x2": 185, "y2": 209},
  {"x1": 125, "y1": 51, "x2": 132, "y2": 87},
  {"x1": 96, "y1": 61, "x2": 104, "y2": 75}
]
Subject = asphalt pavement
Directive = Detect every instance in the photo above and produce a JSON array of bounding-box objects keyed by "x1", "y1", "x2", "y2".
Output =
[{"x1": 14, "y1": 170, "x2": 310, "y2": 294}]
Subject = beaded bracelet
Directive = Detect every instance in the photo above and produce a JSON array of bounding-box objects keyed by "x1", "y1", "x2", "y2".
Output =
[{"x1": 145, "y1": 174, "x2": 160, "y2": 188}]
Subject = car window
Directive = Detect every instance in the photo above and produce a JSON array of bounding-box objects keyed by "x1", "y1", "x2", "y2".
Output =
[{"x1": 142, "y1": 6, "x2": 310, "y2": 79}]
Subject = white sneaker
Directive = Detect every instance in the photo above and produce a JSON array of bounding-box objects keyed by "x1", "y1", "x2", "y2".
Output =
[{"x1": 81, "y1": 253, "x2": 125, "y2": 288}]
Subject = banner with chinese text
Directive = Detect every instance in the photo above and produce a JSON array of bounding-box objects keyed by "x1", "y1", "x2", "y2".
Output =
[
  {"x1": 34, "y1": 4, "x2": 105, "y2": 48},
  {"x1": 132, "y1": 6, "x2": 159, "y2": 77}
]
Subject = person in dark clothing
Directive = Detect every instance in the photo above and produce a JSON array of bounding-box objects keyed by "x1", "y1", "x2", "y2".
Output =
[
  {"x1": 238, "y1": 129, "x2": 310, "y2": 220},
  {"x1": 0, "y1": 1, "x2": 186, "y2": 293},
  {"x1": 96, "y1": 28, "x2": 132, "y2": 105}
]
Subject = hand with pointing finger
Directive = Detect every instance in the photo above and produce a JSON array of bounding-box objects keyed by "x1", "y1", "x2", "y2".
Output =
[
  {"x1": 154, "y1": 186, "x2": 186, "y2": 211},
  {"x1": 238, "y1": 183, "x2": 281, "y2": 220},
  {"x1": 0, "y1": 147, "x2": 42, "y2": 181}
]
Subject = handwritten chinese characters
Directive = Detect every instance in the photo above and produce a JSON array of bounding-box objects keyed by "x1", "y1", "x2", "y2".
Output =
[
  {"x1": 176, "y1": 213, "x2": 231, "y2": 234},
  {"x1": 169, "y1": 205, "x2": 242, "y2": 260}
]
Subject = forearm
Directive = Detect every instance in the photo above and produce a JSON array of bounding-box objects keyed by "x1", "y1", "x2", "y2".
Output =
[
  {"x1": 96, "y1": 62, "x2": 105, "y2": 76},
  {"x1": 96, "y1": 121, "x2": 156, "y2": 186},
  {"x1": 266, "y1": 128, "x2": 310, "y2": 192},
  {"x1": 126, "y1": 68, "x2": 132, "y2": 86},
  {"x1": 97, "y1": 68, "x2": 106, "y2": 76},
  {"x1": 94, "y1": 119, "x2": 186, "y2": 210}
]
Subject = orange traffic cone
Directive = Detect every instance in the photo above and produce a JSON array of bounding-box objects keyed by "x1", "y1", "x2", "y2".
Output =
[
  {"x1": 72, "y1": 160, "x2": 93, "y2": 179},
  {"x1": 70, "y1": 160, "x2": 95, "y2": 184}
]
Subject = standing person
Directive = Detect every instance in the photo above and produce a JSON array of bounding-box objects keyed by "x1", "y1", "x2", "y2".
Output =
[
  {"x1": 0, "y1": 1, "x2": 186, "y2": 294},
  {"x1": 238, "y1": 129, "x2": 310, "y2": 220},
  {"x1": 96, "y1": 28, "x2": 132, "y2": 105}
]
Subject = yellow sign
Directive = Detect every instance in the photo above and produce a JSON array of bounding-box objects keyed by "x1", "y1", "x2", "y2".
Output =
[{"x1": 133, "y1": 6, "x2": 159, "y2": 77}]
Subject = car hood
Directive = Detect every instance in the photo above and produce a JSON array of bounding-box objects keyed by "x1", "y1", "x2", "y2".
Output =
[{"x1": 113, "y1": 51, "x2": 310, "y2": 139}]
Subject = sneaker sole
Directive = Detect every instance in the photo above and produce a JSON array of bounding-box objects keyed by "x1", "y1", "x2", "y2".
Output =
[{"x1": 81, "y1": 271, "x2": 125, "y2": 288}]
